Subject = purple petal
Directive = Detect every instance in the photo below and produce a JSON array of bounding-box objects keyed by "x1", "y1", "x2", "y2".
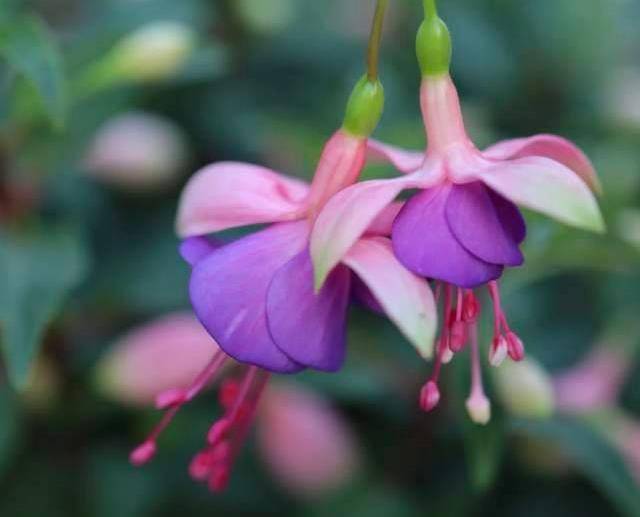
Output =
[
  {"x1": 392, "y1": 185, "x2": 503, "y2": 288},
  {"x1": 189, "y1": 221, "x2": 309, "y2": 373},
  {"x1": 179, "y1": 236, "x2": 223, "y2": 267},
  {"x1": 267, "y1": 249, "x2": 351, "y2": 372},
  {"x1": 445, "y1": 182, "x2": 524, "y2": 266},
  {"x1": 487, "y1": 188, "x2": 527, "y2": 244}
]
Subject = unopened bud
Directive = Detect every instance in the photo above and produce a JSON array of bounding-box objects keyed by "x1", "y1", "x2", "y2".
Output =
[
  {"x1": 85, "y1": 112, "x2": 188, "y2": 192},
  {"x1": 112, "y1": 21, "x2": 195, "y2": 82},
  {"x1": 493, "y1": 358, "x2": 555, "y2": 419}
]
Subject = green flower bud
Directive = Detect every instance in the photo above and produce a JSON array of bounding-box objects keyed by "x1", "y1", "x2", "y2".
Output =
[
  {"x1": 416, "y1": 15, "x2": 451, "y2": 77},
  {"x1": 493, "y1": 358, "x2": 555, "y2": 420},
  {"x1": 342, "y1": 75, "x2": 384, "y2": 138},
  {"x1": 112, "y1": 21, "x2": 195, "y2": 83}
]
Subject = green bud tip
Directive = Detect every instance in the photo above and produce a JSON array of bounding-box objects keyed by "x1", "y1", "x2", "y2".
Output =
[
  {"x1": 342, "y1": 75, "x2": 384, "y2": 138},
  {"x1": 416, "y1": 13, "x2": 452, "y2": 77}
]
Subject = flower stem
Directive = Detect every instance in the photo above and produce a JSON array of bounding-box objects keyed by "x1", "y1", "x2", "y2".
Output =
[
  {"x1": 423, "y1": 0, "x2": 437, "y2": 18},
  {"x1": 366, "y1": 0, "x2": 389, "y2": 81}
]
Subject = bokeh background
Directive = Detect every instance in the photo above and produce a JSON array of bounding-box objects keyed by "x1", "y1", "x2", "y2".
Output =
[{"x1": 2, "y1": 0, "x2": 640, "y2": 515}]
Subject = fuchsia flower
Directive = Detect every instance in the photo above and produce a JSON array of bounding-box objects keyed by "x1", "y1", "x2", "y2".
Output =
[
  {"x1": 175, "y1": 77, "x2": 436, "y2": 374},
  {"x1": 310, "y1": 8, "x2": 604, "y2": 422},
  {"x1": 130, "y1": 76, "x2": 437, "y2": 490}
]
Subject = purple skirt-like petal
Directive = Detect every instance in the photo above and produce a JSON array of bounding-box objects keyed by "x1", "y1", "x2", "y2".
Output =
[
  {"x1": 445, "y1": 182, "x2": 524, "y2": 266},
  {"x1": 179, "y1": 236, "x2": 223, "y2": 267},
  {"x1": 266, "y1": 249, "x2": 352, "y2": 372},
  {"x1": 189, "y1": 221, "x2": 309, "y2": 373},
  {"x1": 392, "y1": 185, "x2": 504, "y2": 288}
]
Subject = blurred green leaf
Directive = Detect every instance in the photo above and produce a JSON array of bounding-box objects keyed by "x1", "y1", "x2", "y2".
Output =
[
  {"x1": 0, "y1": 226, "x2": 88, "y2": 388},
  {"x1": 0, "y1": 386, "x2": 21, "y2": 477},
  {"x1": 0, "y1": 15, "x2": 67, "y2": 128},
  {"x1": 511, "y1": 416, "x2": 640, "y2": 517},
  {"x1": 463, "y1": 415, "x2": 504, "y2": 492}
]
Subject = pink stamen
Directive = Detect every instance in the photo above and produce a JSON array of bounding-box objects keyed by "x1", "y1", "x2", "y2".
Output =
[
  {"x1": 487, "y1": 281, "x2": 503, "y2": 337},
  {"x1": 192, "y1": 368, "x2": 270, "y2": 492},
  {"x1": 154, "y1": 349, "x2": 228, "y2": 409},
  {"x1": 131, "y1": 350, "x2": 229, "y2": 467}
]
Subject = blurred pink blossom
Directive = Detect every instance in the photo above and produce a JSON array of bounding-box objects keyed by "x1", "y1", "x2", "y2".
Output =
[
  {"x1": 97, "y1": 312, "x2": 360, "y2": 494},
  {"x1": 257, "y1": 383, "x2": 360, "y2": 498},
  {"x1": 553, "y1": 345, "x2": 629, "y2": 413},
  {"x1": 97, "y1": 311, "x2": 217, "y2": 406}
]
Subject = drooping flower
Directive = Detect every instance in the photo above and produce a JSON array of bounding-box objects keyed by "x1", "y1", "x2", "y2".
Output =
[
  {"x1": 175, "y1": 76, "x2": 437, "y2": 375},
  {"x1": 310, "y1": 4, "x2": 604, "y2": 423}
]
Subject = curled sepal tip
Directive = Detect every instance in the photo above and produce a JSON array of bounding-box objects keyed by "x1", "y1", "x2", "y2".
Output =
[
  {"x1": 342, "y1": 75, "x2": 384, "y2": 138},
  {"x1": 416, "y1": 13, "x2": 452, "y2": 77}
]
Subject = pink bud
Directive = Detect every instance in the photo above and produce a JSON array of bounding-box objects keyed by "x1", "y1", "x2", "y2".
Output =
[
  {"x1": 85, "y1": 112, "x2": 188, "y2": 192},
  {"x1": 420, "y1": 380, "x2": 440, "y2": 412},
  {"x1": 130, "y1": 441, "x2": 156, "y2": 466},
  {"x1": 553, "y1": 345, "x2": 629, "y2": 413},
  {"x1": 96, "y1": 312, "x2": 220, "y2": 407},
  {"x1": 257, "y1": 383, "x2": 360, "y2": 499}
]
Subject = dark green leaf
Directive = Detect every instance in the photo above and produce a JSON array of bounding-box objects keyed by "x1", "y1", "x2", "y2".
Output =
[
  {"x1": 0, "y1": 15, "x2": 67, "y2": 127},
  {"x1": 0, "y1": 226, "x2": 89, "y2": 388},
  {"x1": 511, "y1": 416, "x2": 640, "y2": 517}
]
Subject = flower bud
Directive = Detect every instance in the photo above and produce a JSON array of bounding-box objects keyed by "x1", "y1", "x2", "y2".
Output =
[
  {"x1": 95, "y1": 312, "x2": 219, "y2": 407},
  {"x1": 493, "y1": 358, "x2": 555, "y2": 419},
  {"x1": 342, "y1": 75, "x2": 384, "y2": 138},
  {"x1": 111, "y1": 21, "x2": 195, "y2": 82},
  {"x1": 416, "y1": 13, "x2": 451, "y2": 76},
  {"x1": 257, "y1": 383, "x2": 360, "y2": 499},
  {"x1": 85, "y1": 112, "x2": 188, "y2": 191}
]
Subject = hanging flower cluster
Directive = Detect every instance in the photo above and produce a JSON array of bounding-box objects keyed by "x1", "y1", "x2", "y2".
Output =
[{"x1": 131, "y1": 0, "x2": 604, "y2": 489}]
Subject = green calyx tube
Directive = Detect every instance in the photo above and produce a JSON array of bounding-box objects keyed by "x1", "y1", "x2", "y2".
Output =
[
  {"x1": 342, "y1": 75, "x2": 385, "y2": 138},
  {"x1": 416, "y1": 1, "x2": 452, "y2": 76}
]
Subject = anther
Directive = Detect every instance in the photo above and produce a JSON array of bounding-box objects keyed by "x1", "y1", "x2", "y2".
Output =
[
  {"x1": 420, "y1": 380, "x2": 441, "y2": 412},
  {"x1": 506, "y1": 331, "x2": 525, "y2": 361},
  {"x1": 489, "y1": 335, "x2": 508, "y2": 367},
  {"x1": 130, "y1": 440, "x2": 156, "y2": 466}
]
